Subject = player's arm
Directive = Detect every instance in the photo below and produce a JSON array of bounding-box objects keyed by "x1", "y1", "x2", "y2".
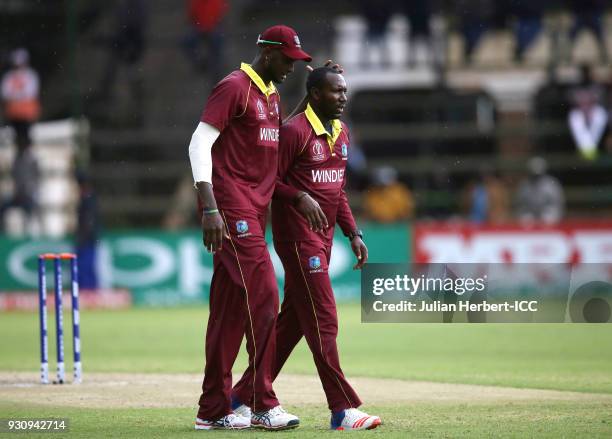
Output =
[
  {"x1": 337, "y1": 188, "x2": 367, "y2": 269},
  {"x1": 336, "y1": 161, "x2": 367, "y2": 269},
  {"x1": 283, "y1": 94, "x2": 308, "y2": 124},
  {"x1": 274, "y1": 126, "x2": 328, "y2": 232},
  {"x1": 295, "y1": 190, "x2": 328, "y2": 233},
  {"x1": 189, "y1": 122, "x2": 229, "y2": 253},
  {"x1": 190, "y1": 79, "x2": 245, "y2": 252}
]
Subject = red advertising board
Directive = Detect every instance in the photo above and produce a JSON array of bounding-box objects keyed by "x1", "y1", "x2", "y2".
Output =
[
  {"x1": 0, "y1": 290, "x2": 132, "y2": 311},
  {"x1": 414, "y1": 222, "x2": 612, "y2": 263}
]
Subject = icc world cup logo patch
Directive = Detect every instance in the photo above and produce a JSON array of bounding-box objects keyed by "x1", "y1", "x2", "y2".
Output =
[
  {"x1": 341, "y1": 143, "x2": 348, "y2": 157},
  {"x1": 256, "y1": 99, "x2": 266, "y2": 120},
  {"x1": 236, "y1": 220, "x2": 249, "y2": 234},
  {"x1": 312, "y1": 141, "x2": 325, "y2": 162},
  {"x1": 309, "y1": 256, "x2": 321, "y2": 270}
]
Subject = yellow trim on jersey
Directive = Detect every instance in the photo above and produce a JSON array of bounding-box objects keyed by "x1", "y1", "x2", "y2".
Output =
[
  {"x1": 305, "y1": 103, "x2": 342, "y2": 151},
  {"x1": 240, "y1": 63, "x2": 277, "y2": 97}
]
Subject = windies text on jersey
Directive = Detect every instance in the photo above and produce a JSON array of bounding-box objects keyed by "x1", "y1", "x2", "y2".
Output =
[{"x1": 311, "y1": 168, "x2": 345, "y2": 183}]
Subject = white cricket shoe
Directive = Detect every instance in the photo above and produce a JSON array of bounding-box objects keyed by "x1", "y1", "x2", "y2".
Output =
[
  {"x1": 231, "y1": 395, "x2": 252, "y2": 418},
  {"x1": 233, "y1": 403, "x2": 252, "y2": 419},
  {"x1": 330, "y1": 408, "x2": 382, "y2": 430},
  {"x1": 251, "y1": 405, "x2": 300, "y2": 430},
  {"x1": 194, "y1": 413, "x2": 250, "y2": 430}
]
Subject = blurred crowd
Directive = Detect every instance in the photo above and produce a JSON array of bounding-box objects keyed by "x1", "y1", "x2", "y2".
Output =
[
  {"x1": 357, "y1": 0, "x2": 609, "y2": 68},
  {"x1": 566, "y1": 65, "x2": 612, "y2": 160},
  {"x1": 1, "y1": 48, "x2": 100, "y2": 288},
  {"x1": 350, "y1": 158, "x2": 565, "y2": 226},
  {"x1": 461, "y1": 157, "x2": 564, "y2": 226},
  {"x1": 91, "y1": 0, "x2": 228, "y2": 125},
  {"x1": 3, "y1": 0, "x2": 612, "y2": 236},
  {"x1": 0, "y1": 48, "x2": 40, "y2": 233}
]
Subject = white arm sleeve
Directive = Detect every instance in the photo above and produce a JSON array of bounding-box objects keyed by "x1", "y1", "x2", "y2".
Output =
[{"x1": 188, "y1": 122, "x2": 220, "y2": 185}]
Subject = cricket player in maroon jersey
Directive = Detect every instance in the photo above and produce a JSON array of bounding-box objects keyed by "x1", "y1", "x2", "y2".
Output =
[
  {"x1": 188, "y1": 25, "x2": 311, "y2": 431},
  {"x1": 231, "y1": 67, "x2": 382, "y2": 430}
]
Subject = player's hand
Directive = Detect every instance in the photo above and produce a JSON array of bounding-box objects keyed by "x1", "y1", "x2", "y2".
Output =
[
  {"x1": 295, "y1": 192, "x2": 328, "y2": 233},
  {"x1": 351, "y1": 237, "x2": 368, "y2": 270},
  {"x1": 202, "y1": 212, "x2": 229, "y2": 253},
  {"x1": 306, "y1": 59, "x2": 344, "y2": 74}
]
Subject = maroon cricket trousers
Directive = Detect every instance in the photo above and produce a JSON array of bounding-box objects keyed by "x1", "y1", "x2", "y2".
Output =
[
  {"x1": 197, "y1": 209, "x2": 280, "y2": 420},
  {"x1": 233, "y1": 239, "x2": 362, "y2": 412}
]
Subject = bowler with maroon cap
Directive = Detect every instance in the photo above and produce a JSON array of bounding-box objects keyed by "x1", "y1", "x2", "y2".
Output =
[{"x1": 187, "y1": 25, "x2": 311, "y2": 431}]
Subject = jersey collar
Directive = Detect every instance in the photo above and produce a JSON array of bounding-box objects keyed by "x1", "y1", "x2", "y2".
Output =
[
  {"x1": 305, "y1": 103, "x2": 342, "y2": 149},
  {"x1": 240, "y1": 63, "x2": 277, "y2": 97}
]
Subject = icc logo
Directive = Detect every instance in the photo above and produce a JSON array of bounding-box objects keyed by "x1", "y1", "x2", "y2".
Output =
[
  {"x1": 256, "y1": 100, "x2": 266, "y2": 120},
  {"x1": 236, "y1": 220, "x2": 249, "y2": 234},
  {"x1": 312, "y1": 141, "x2": 325, "y2": 161},
  {"x1": 309, "y1": 256, "x2": 321, "y2": 270},
  {"x1": 341, "y1": 143, "x2": 348, "y2": 157}
]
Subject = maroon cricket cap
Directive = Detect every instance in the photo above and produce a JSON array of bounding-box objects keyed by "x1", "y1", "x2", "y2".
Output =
[{"x1": 257, "y1": 25, "x2": 312, "y2": 62}]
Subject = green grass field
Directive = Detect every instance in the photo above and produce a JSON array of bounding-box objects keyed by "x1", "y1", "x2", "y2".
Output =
[{"x1": 1, "y1": 305, "x2": 611, "y2": 437}]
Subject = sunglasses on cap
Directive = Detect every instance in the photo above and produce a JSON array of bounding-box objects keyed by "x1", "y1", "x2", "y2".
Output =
[{"x1": 256, "y1": 35, "x2": 284, "y2": 46}]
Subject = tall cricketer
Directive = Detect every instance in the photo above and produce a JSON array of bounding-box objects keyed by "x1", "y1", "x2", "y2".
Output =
[{"x1": 188, "y1": 25, "x2": 311, "y2": 431}]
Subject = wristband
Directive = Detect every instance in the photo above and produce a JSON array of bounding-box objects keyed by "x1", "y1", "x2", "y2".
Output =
[
  {"x1": 203, "y1": 208, "x2": 219, "y2": 215},
  {"x1": 347, "y1": 230, "x2": 363, "y2": 241}
]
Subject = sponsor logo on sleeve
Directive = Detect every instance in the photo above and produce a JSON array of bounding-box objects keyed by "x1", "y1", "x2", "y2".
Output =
[{"x1": 341, "y1": 143, "x2": 348, "y2": 158}]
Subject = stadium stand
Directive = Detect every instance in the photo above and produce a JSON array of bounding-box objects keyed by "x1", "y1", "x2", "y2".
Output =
[{"x1": 1, "y1": 0, "x2": 611, "y2": 229}]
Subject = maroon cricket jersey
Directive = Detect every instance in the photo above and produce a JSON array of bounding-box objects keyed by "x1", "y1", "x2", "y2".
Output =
[
  {"x1": 272, "y1": 104, "x2": 357, "y2": 243},
  {"x1": 200, "y1": 63, "x2": 280, "y2": 213}
]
